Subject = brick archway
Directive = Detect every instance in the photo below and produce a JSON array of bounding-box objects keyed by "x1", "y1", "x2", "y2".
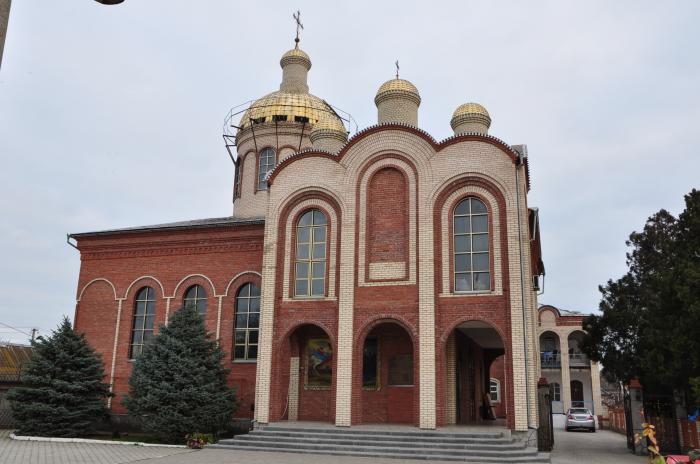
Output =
[
  {"x1": 353, "y1": 318, "x2": 418, "y2": 426},
  {"x1": 271, "y1": 322, "x2": 336, "y2": 423},
  {"x1": 443, "y1": 319, "x2": 509, "y2": 427}
]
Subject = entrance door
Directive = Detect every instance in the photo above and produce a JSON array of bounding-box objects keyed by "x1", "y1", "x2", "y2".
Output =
[{"x1": 570, "y1": 380, "x2": 584, "y2": 408}]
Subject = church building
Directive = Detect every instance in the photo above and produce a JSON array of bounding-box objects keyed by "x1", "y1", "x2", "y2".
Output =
[{"x1": 69, "y1": 34, "x2": 545, "y2": 432}]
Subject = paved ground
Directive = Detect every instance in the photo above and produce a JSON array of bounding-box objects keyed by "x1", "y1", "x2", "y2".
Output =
[
  {"x1": 0, "y1": 426, "x2": 648, "y2": 464},
  {"x1": 550, "y1": 427, "x2": 647, "y2": 464}
]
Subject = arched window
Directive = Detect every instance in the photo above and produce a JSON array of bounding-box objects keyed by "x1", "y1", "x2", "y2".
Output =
[
  {"x1": 294, "y1": 209, "x2": 327, "y2": 297},
  {"x1": 552, "y1": 382, "x2": 561, "y2": 402},
  {"x1": 184, "y1": 284, "x2": 207, "y2": 315},
  {"x1": 453, "y1": 197, "x2": 490, "y2": 292},
  {"x1": 489, "y1": 378, "x2": 501, "y2": 403},
  {"x1": 130, "y1": 286, "x2": 156, "y2": 358},
  {"x1": 234, "y1": 158, "x2": 243, "y2": 198},
  {"x1": 257, "y1": 148, "x2": 276, "y2": 190},
  {"x1": 234, "y1": 283, "x2": 260, "y2": 361}
]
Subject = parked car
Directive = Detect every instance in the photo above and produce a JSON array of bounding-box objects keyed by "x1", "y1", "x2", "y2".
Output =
[{"x1": 565, "y1": 408, "x2": 596, "y2": 432}]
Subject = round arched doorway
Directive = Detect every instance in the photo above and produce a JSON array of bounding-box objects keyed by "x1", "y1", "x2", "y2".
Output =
[
  {"x1": 445, "y1": 320, "x2": 506, "y2": 425},
  {"x1": 357, "y1": 320, "x2": 416, "y2": 425}
]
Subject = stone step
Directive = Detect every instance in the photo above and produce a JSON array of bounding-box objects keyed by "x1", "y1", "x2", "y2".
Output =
[
  {"x1": 246, "y1": 429, "x2": 517, "y2": 445},
  {"x1": 228, "y1": 433, "x2": 525, "y2": 450},
  {"x1": 209, "y1": 443, "x2": 551, "y2": 463},
  {"x1": 257, "y1": 425, "x2": 506, "y2": 439},
  {"x1": 217, "y1": 438, "x2": 540, "y2": 459}
]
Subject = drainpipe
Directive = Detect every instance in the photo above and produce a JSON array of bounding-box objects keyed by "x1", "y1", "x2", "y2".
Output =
[{"x1": 514, "y1": 149, "x2": 534, "y2": 430}]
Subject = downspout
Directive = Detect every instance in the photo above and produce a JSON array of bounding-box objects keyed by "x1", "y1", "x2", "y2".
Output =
[{"x1": 514, "y1": 151, "x2": 535, "y2": 430}]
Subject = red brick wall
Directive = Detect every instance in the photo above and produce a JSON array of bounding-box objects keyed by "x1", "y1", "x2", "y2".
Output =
[
  {"x1": 73, "y1": 223, "x2": 264, "y2": 418},
  {"x1": 367, "y1": 167, "x2": 408, "y2": 265},
  {"x1": 75, "y1": 280, "x2": 118, "y2": 385}
]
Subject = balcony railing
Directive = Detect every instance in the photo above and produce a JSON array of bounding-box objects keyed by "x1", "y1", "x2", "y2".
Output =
[
  {"x1": 540, "y1": 352, "x2": 561, "y2": 369},
  {"x1": 540, "y1": 352, "x2": 590, "y2": 368},
  {"x1": 569, "y1": 352, "x2": 590, "y2": 367}
]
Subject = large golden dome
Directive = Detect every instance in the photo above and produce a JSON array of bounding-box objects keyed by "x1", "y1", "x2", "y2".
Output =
[
  {"x1": 238, "y1": 91, "x2": 340, "y2": 129},
  {"x1": 374, "y1": 78, "x2": 421, "y2": 106}
]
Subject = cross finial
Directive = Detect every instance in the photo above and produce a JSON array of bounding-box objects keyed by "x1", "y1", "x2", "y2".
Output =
[
  {"x1": 293, "y1": 10, "x2": 304, "y2": 48},
  {"x1": 395, "y1": 60, "x2": 400, "y2": 79}
]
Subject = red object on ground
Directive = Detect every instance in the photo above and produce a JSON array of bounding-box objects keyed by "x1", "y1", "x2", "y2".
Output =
[{"x1": 666, "y1": 456, "x2": 690, "y2": 463}]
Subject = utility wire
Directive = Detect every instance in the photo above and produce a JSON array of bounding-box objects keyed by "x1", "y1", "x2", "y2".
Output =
[{"x1": 0, "y1": 322, "x2": 33, "y2": 337}]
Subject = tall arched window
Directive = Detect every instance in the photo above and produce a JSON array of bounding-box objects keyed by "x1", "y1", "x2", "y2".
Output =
[
  {"x1": 130, "y1": 286, "x2": 156, "y2": 358},
  {"x1": 184, "y1": 284, "x2": 207, "y2": 315},
  {"x1": 234, "y1": 283, "x2": 261, "y2": 361},
  {"x1": 294, "y1": 209, "x2": 327, "y2": 297},
  {"x1": 257, "y1": 148, "x2": 276, "y2": 190},
  {"x1": 453, "y1": 197, "x2": 490, "y2": 292}
]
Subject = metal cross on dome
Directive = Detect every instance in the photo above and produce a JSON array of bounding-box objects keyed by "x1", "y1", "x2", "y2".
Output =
[
  {"x1": 395, "y1": 60, "x2": 400, "y2": 79},
  {"x1": 293, "y1": 10, "x2": 304, "y2": 46}
]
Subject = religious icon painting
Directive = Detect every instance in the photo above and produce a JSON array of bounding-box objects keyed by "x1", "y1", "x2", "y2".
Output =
[{"x1": 305, "y1": 338, "x2": 332, "y2": 388}]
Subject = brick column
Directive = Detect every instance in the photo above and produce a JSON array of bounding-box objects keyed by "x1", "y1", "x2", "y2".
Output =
[
  {"x1": 560, "y1": 335, "x2": 571, "y2": 413},
  {"x1": 107, "y1": 298, "x2": 124, "y2": 409},
  {"x1": 255, "y1": 217, "x2": 278, "y2": 424},
  {"x1": 590, "y1": 361, "x2": 603, "y2": 415},
  {"x1": 288, "y1": 357, "x2": 300, "y2": 421},
  {"x1": 418, "y1": 203, "x2": 436, "y2": 429},
  {"x1": 334, "y1": 207, "x2": 356, "y2": 426}
]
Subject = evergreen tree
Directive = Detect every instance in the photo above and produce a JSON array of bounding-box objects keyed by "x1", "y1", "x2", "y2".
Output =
[
  {"x1": 8, "y1": 317, "x2": 110, "y2": 437},
  {"x1": 123, "y1": 305, "x2": 238, "y2": 443},
  {"x1": 583, "y1": 189, "x2": 700, "y2": 402}
]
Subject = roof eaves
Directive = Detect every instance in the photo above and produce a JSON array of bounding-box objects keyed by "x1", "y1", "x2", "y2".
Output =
[{"x1": 69, "y1": 217, "x2": 265, "y2": 239}]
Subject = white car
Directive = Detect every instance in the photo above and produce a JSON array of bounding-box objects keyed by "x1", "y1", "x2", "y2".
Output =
[{"x1": 565, "y1": 408, "x2": 596, "y2": 432}]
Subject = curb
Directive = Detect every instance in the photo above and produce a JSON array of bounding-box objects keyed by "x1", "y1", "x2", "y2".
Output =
[{"x1": 9, "y1": 433, "x2": 187, "y2": 448}]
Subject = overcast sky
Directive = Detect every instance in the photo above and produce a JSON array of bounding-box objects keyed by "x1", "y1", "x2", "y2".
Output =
[{"x1": 0, "y1": 1, "x2": 698, "y2": 344}]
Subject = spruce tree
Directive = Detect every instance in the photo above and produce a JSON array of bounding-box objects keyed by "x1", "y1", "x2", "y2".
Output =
[
  {"x1": 8, "y1": 317, "x2": 110, "y2": 437},
  {"x1": 123, "y1": 305, "x2": 238, "y2": 443}
]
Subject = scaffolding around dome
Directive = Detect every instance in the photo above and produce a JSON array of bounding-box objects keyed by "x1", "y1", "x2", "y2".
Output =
[{"x1": 222, "y1": 98, "x2": 356, "y2": 162}]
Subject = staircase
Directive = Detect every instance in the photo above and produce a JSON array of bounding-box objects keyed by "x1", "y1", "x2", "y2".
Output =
[{"x1": 211, "y1": 424, "x2": 551, "y2": 463}]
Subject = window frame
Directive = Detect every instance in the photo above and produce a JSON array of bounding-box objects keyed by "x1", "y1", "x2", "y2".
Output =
[
  {"x1": 183, "y1": 284, "x2": 207, "y2": 316},
  {"x1": 489, "y1": 378, "x2": 501, "y2": 403},
  {"x1": 233, "y1": 282, "x2": 261, "y2": 362},
  {"x1": 129, "y1": 286, "x2": 156, "y2": 359},
  {"x1": 293, "y1": 209, "x2": 328, "y2": 298},
  {"x1": 552, "y1": 382, "x2": 561, "y2": 402},
  {"x1": 257, "y1": 148, "x2": 276, "y2": 191},
  {"x1": 453, "y1": 196, "x2": 491, "y2": 293}
]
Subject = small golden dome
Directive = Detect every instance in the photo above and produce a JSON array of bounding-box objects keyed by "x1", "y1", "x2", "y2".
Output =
[
  {"x1": 280, "y1": 47, "x2": 311, "y2": 70},
  {"x1": 374, "y1": 78, "x2": 421, "y2": 106},
  {"x1": 239, "y1": 91, "x2": 341, "y2": 130},
  {"x1": 311, "y1": 114, "x2": 346, "y2": 134},
  {"x1": 310, "y1": 114, "x2": 348, "y2": 149},
  {"x1": 450, "y1": 102, "x2": 491, "y2": 130}
]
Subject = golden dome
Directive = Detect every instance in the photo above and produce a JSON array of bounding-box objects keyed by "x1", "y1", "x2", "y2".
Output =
[
  {"x1": 238, "y1": 91, "x2": 341, "y2": 129},
  {"x1": 452, "y1": 102, "x2": 490, "y2": 119},
  {"x1": 280, "y1": 47, "x2": 311, "y2": 70},
  {"x1": 311, "y1": 114, "x2": 346, "y2": 134},
  {"x1": 374, "y1": 78, "x2": 421, "y2": 106},
  {"x1": 450, "y1": 102, "x2": 491, "y2": 130}
]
